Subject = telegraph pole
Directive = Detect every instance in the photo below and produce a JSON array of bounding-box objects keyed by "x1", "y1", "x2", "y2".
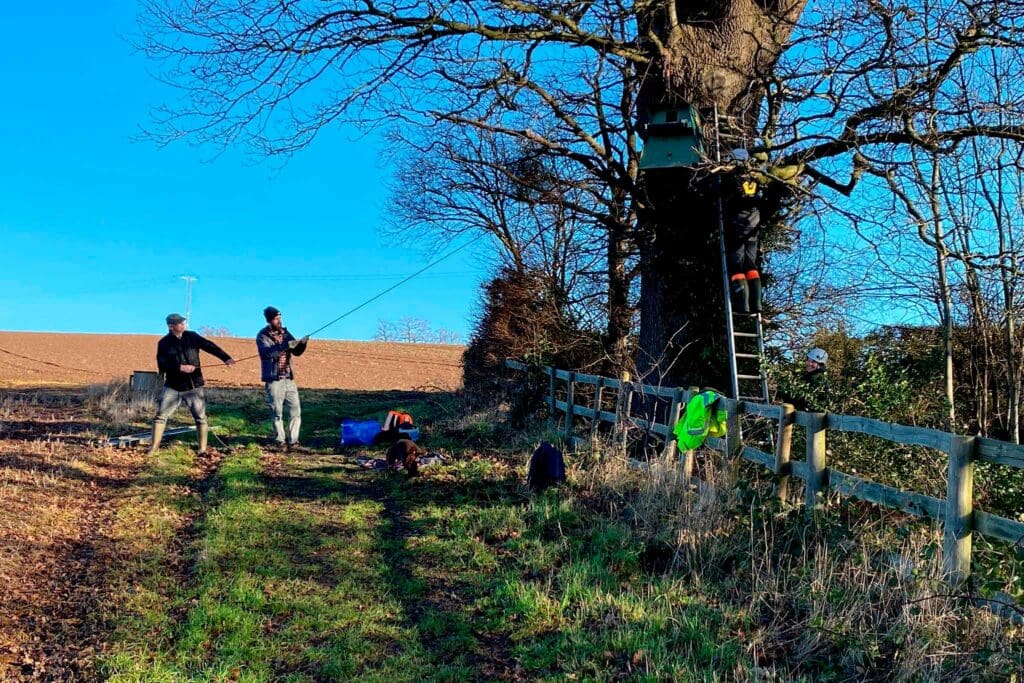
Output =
[{"x1": 180, "y1": 275, "x2": 198, "y2": 323}]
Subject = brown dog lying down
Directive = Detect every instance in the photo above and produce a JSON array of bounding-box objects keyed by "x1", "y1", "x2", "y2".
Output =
[{"x1": 386, "y1": 438, "x2": 420, "y2": 476}]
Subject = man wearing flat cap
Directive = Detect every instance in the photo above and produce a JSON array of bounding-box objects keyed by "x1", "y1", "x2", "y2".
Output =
[
  {"x1": 256, "y1": 306, "x2": 309, "y2": 452},
  {"x1": 149, "y1": 313, "x2": 235, "y2": 456}
]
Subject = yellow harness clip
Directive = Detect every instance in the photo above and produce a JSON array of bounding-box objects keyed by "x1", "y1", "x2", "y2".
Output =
[{"x1": 742, "y1": 180, "x2": 758, "y2": 197}]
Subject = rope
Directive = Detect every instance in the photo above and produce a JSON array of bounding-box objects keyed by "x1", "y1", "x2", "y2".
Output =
[
  {"x1": 306, "y1": 239, "x2": 477, "y2": 338},
  {"x1": 0, "y1": 346, "x2": 105, "y2": 376},
  {"x1": 204, "y1": 237, "x2": 478, "y2": 367},
  {"x1": 0, "y1": 237, "x2": 477, "y2": 376}
]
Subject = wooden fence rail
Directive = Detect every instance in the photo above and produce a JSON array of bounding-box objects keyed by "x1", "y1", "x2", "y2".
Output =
[{"x1": 506, "y1": 360, "x2": 1024, "y2": 584}]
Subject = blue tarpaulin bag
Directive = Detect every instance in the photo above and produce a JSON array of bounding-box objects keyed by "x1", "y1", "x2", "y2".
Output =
[
  {"x1": 527, "y1": 441, "x2": 565, "y2": 492},
  {"x1": 340, "y1": 419, "x2": 381, "y2": 447}
]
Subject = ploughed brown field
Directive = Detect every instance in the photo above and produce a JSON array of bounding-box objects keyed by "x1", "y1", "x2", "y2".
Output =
[{"x1": 0, "y1": 331, "x2": 465, "y2": 390}]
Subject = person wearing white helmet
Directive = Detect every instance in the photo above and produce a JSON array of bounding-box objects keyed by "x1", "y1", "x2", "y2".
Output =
[
  {"x1": 778, "y1": 347, "x2": 830, "y2": 412},
  {"x1": 797, "y1": 347, "x2": 830, "y2": 411},
  {"x1": 806, "y1": 347, "x2": 828, "y2": 374}
]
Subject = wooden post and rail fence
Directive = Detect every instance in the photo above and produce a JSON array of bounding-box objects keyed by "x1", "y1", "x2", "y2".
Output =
[{"x1": 506, "y1": 360, "x2": 1024, "y2": 586}]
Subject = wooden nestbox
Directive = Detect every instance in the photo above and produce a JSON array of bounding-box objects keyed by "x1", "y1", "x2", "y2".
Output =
[{"x1": 639, "y1": 105, "x2": 704, "y2": 170}]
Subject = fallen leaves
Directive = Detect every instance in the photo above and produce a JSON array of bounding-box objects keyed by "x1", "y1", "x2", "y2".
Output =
[{"x1": 0, "y1": 392, "x2": 142, "y2": 681}]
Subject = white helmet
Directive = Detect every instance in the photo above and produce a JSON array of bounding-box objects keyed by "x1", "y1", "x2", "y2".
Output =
[
  {"x1": 730, "y1": 148, "x2": 750, "y2": 162},
  {"x1": 807, "y1": 348, "x2": 828, "y2": 364}
]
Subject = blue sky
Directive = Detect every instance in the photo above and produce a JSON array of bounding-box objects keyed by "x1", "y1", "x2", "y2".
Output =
[{"x1": 0, "y1": 2, "x2": 487, "y2": 341}]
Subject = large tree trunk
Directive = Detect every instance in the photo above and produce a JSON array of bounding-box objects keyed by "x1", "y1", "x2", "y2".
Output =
[
  {"x1": 637, "y1": 172, "x2": 729, "y2": 390},
  {"x1": 635, "y1": 0, "x2": 808, "y2": 388}
]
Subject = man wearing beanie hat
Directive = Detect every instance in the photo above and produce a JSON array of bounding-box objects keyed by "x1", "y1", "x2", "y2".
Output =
[
  {"x1": 149, "y1": 313, "x2": 236, "y2": 456},
  {"x1": 257, "y1": 306, "x2": 309, "y2": 451}
]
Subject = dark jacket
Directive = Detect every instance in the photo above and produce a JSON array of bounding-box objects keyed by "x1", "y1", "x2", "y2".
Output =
[
  {"x1": 781, "y1": 368, "x2": 831, "y2": 413},
  {"x1": 725, "y1": 174, "x2": 763, "y2": 239},
  {"x1": 256, "y1": 325, "x2": 307, "y2": 382},
  {"x1": 156, "y1": 331, "x2": 232, "y2": 391}
]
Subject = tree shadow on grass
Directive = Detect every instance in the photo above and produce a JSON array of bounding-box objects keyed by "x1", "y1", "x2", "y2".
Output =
[
  {"x1": 0, "y1": 418, "x2": 110, "y2": 444},
  {"x1": 255, "y1": 451, "x2": 521, "y2": 679},
  {"x1": 0, "y1": 452, "x2": 137, "y2": 491},
  {"x1": 372, "y1": 473, "x2": 521, "y2": 680}
]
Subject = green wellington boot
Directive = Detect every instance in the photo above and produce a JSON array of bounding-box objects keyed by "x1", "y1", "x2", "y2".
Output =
[
  {"x1": 730, "y1": 278, "x2": 750, "y2": 314},
  {"x1": 747, "y1": 276, "x2": 762, "y2": 314},
  {"x1": 197, "y1": 423, "x2": 209, "y2": 455},
  {"x1": 147, "y1": 422, "x2": 166, "y2": 456}
]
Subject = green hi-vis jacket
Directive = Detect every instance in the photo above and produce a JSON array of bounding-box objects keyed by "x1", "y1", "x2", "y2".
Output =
[{"x1": 673, "y1": 391, "x2": 728, "y2": 451}]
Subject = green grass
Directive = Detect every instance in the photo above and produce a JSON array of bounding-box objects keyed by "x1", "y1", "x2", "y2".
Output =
[
  {"x1": 99, "y1": 390, "x2": 751, "y2": 681},
  {"x1": 103, "y1": 452, "x2": 748, "y2": 681},
  {"x1": 100, "y1": 443, "x2": 205, "y2": 679},
  {"x1": 205, "y1": 387, "x2": 461, "y2": 447},
  {"x1": 389, "y1": 471, "x2": 748, "y2": 681},
  {"x1": 98, "y1": 388, "x2": 1023, "y2": 681}
]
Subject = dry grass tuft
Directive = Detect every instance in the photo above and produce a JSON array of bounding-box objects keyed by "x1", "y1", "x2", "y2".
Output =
[
  {"x1": 85, "y1": 380, "x2": 155, "y2": 431},
  {"x1": 747, "y1": 518, "x2": 1021, "y2": 680},
  {"x1": 568, "y1": 436, "x2": 1024, "y2": 680}
]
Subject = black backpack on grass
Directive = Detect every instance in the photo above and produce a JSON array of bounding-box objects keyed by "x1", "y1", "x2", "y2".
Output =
[{"x1": 527, "y1": 441, "x2": 565, "y2": 492}]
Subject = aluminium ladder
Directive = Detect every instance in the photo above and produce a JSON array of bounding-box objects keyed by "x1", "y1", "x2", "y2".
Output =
[
  {"x1": 712, "y1": 105, "x2": 769, "y2": 404},
  {"x1": 724, "y1": 301, "x2": 770, "y2": 403},
  {"x1": 715, "y1": 193, "x2": 769, "y2": 403}
]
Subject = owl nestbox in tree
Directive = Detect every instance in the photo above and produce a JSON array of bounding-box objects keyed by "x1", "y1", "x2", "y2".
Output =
[{"x1": 639, "y1": 105, "x2": 704, "y2": 170}]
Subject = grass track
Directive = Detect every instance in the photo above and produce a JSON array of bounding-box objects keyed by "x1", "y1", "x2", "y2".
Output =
[{"x1": 101, "y1": 444, "x2": 750, "y2": 682}]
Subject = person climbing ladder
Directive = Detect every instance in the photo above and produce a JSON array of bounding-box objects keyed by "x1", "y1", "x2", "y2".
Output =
[{"x1": 723, "y1": 150, "x2": 764, "y2": 315}]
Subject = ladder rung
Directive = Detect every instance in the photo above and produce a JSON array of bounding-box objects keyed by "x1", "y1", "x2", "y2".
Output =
[
  {"x1": 740, "y1": 396, "x2": 766, "y2": 401},
  {"x1": 735, "y1": 353, "x2": 759, "y2": 359},
  {"x1": 733, "y1": 332, "x2": 759, "y2": 338},
  {"x1": 737, "y1": 374, "x2": 764, "y2": 380}
]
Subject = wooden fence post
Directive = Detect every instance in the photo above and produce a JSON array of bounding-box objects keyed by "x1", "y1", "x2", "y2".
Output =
[
  {"x1": 944, "y1": 435, "x2": 976, "y2": 584},
  {"x1": 805, "y1": 412, "x2": 828, "y2": 510},
  {"x1": 547, "y1": 366, "x2": 557, "y2": 429},
  {"x1": 725, "y1": 398, "x2": 742, "y2": 458},
  {"x1": 564, "y1": 371, "x2": 576, "y2": 440},
  {"x1": 614, "y1": 372, "x2": 632, "y2": 453},
  {"x1": 590, "y1": 377, "x2": 605, "y2": 440},
  {"x1": 775, "y1": 404, "x2": 795, "y2": 503},
  {"x1": 661, "y1": 387, "x2": 684, "y2": 462},
  {"x1": 681, "y1": 387, "x2": 699, "y2": 480}
]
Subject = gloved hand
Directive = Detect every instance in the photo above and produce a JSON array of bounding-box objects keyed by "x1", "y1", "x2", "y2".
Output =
[{"x1": 287, "y1": 336, "x2": 310, "y2": 350}]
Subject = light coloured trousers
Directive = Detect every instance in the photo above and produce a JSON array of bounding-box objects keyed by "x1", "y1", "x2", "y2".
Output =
[
  {"x1": 154, "y1": 387, "x2": 207, "y2": 425},
  {"x1": 265, "y1": 379, "x2": 301, "y2": 444}
]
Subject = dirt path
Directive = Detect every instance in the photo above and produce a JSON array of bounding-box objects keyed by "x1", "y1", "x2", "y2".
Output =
[{"x1": 0, "y1": 391, "x2": 141, "y2": 681}]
